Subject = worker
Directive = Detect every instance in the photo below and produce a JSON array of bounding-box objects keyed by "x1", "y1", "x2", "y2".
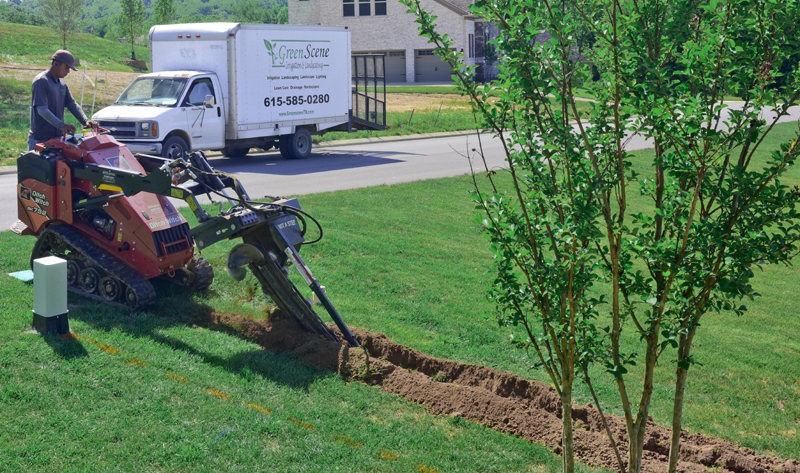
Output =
[{"x1": 28, "y1": 49, "x2": 97, "y2": 151}]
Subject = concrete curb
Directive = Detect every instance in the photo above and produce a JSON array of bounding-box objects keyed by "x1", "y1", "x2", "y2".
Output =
[{"x1": 0, "y1": 129, "x2": 481, "y2": 175}]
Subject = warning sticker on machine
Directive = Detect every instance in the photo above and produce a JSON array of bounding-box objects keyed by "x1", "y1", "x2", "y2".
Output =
[{"x1": 285, "y1": 247, "x2": 314, "y2": 286}]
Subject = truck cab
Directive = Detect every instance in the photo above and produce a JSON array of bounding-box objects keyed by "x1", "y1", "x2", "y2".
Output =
[{"x1": 93, "y1": 71, "x2": 226, "y2": 159}]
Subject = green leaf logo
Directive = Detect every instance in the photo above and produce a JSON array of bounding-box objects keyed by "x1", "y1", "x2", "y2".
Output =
[{"x1": 264, "y1": 40, "x2": 277, "y2": 64}]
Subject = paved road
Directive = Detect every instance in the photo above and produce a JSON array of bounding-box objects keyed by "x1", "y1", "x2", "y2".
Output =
[{"x1": 3, "y1": 104, "x2": 799, "y2": 231}]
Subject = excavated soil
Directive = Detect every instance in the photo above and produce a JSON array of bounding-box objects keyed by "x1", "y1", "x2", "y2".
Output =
[{"x1": 203, "y1": 310, "x2": 800, "y2": 473}]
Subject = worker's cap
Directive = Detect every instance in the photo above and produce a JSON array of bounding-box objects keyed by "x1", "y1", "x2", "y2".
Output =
[{"x1": 50, "y1": 50, "x2": 77, "y2": 71}]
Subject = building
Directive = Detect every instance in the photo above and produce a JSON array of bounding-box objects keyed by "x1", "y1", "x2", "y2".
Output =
[{"x1": 289, "y1": 0, "x2": 481, "y2": 83}]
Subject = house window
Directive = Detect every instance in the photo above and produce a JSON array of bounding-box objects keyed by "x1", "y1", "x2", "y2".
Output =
[
  {"x1": 417, "y1": 50, "x2": 435, "y2": 56},
  {"x1": 343, "y1": 0, "x2": 354, "y2": 17},
  {"x1": 375, "y1": 0, "x2": 387, "y2": 15},
  {"x1": 359, "y1": 0, "x2": 370, "y2": 16}
]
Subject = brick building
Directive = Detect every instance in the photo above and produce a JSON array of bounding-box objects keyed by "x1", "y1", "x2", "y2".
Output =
[{"x1": 289, "y1": 0, "x2": 483, "y2": 83}]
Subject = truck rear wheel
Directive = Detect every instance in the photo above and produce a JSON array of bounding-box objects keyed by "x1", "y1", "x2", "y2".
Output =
[
  {"x1": 279, "y1": 128, "x2": 312, "y2": 159},
  {"x1": 278, "y1": 135, "x2": 292, "y2": 159}
]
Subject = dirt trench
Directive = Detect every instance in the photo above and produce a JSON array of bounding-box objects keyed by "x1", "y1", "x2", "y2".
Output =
[{"x1": 207, "y1": 311, "x2": 800, "y2": 473}]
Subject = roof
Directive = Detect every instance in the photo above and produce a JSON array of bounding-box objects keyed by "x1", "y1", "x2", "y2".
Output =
[{"x1": 431, "y1": 0, "x2": 474, "y2": 18}]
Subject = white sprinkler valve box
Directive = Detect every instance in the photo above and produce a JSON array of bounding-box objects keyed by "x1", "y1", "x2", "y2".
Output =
[
  {"x1": 31, "y1": 256, "x2": 70, "y2": 335},
  {"x1": 311, "y1": 286, "x2": 326, "y2": 305}
]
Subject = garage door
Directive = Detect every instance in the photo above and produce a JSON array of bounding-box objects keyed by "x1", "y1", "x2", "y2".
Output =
[
  {"x1": 415, "y1": 50, "x2": 453, "y2": 82},
  {"x1": 386, "y1": 51, "x2": 406, "y2": 83}
]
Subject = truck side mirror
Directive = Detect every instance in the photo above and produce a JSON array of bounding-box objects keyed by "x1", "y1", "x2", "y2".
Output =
[{"x1": 204, "y1": 95, "x2": 215, "y2": 108}]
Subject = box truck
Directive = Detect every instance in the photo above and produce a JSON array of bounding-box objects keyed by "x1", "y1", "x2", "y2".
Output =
[{"x1": 92, "y1": 23, "x2": 384, "y2": 159}]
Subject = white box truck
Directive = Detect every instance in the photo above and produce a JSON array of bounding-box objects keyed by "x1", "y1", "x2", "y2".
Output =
[{"x1": 92, "y1": 23, "x2": 384, "y2": 159}]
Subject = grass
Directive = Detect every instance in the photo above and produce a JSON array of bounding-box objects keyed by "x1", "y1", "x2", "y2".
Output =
[
  {"x1": 1, "y1": 122, "x2": 799, "y2": 470},
  {"x1": 0, "y1": 21, "x2": 151, "y2": 72},
  {"x1": 0, "y1": 76, "x2": 28, "y2": 160},
  {"x1": 0, "y1": 231, "x2": 607, "y2": 471},
  {"x1": 286, "y1": 137, "x2": 800, "y2": 464}
]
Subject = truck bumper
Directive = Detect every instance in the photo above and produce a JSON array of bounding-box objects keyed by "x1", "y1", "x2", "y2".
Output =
[{"x1": 119, "y1": 141, "x2": 163, "y2": 155}]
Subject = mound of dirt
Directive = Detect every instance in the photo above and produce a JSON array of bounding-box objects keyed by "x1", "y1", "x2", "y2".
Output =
[{"x1": 205, "y1": 311, "x2": 800, "y2": 473}]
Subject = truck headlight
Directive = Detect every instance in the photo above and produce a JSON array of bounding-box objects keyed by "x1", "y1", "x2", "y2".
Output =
[{"x1": 140, "y1": 121, "x2": 158, "y2": 137}]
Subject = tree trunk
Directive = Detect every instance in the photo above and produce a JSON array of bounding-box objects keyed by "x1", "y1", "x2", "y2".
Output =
[
  {"x1": 627, "y1": 333, "x2": 660, "y2": 473},
  {"x1": 562, "y1": 388, "x2": 575, "y2": 473},
  {"x1": 667, "y1": 364, "x2": 688, "y2": 472},
  {"x1": 627, "y1": 423, "x2": 643, "y2": 473},
  {"x1": 668, "y1": 332, "x2": 695, "y2": 473}
]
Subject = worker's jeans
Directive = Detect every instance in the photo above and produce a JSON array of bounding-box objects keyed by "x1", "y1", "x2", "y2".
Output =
[{"x1": 27, "y1": 137, "x2": 37, "y2": 151}]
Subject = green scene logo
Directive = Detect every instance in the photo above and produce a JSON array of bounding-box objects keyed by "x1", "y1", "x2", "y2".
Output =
[{"x1": 263, "y1": 40, "x2": 331, "y2": 68}]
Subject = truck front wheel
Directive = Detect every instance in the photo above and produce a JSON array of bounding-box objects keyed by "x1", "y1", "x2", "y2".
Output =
[
  {"x1": 279, "y1": 128, "x2": 312, "y2": 159},
  {"x1": 162, "y1": 136, "x2": 188, "y2": 160}
]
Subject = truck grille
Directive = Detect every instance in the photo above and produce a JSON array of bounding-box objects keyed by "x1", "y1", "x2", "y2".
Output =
[
  {"x1": 152, "y1": 223, "x2": 192, "y2": 257},
  {"x1": 98, "y1": 121, "x2": 136, "y2": 128},
  {"x1": 97, "y1": 120, "x2": 151, "y2": 139}
]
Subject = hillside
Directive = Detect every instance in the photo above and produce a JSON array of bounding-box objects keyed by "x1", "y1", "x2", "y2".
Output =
[
  {"x1": 1, "y1": 0, "x2": 288, "y2": 40},
  {"x1": 0, "y1": 21, "x2": 151, "y2": 71}
]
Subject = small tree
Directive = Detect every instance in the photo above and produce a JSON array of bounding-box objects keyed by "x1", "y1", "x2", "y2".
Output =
[
  {"x1": 119, "y1": 0, "x2": 145, "y2": 60},
  {"x1": 403, "y1": 0, "x2": 800, "y2": 472},
  {"x1": 39, "y1": 0, "x2": 83, "y2": 49},
  {"x1": 153, "y1": 0, "x2": 175, "y2": 26}
]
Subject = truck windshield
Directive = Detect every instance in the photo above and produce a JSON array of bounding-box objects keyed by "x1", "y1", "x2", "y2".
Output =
[{"x1": 116, "y1": 77, "x2": 188, "y2": 106}]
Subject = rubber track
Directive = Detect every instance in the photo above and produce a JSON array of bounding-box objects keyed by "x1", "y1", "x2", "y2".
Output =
[
  {"x1": 250, "y1": 256, "x2": 338, "y2": 342},
  {"x1": 31, "y1": 225, "x2": 156, "y2": 310}
]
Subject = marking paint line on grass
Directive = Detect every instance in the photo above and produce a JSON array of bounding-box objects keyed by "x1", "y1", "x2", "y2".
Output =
[
  {"x1": 334, "y1": 435, "x2": 363, "y2": 448},
  {"x1": 416, "y1": 464, "x2": 440, "y2": 473},
  {"x1": 71, "y1": 333, "x2": 120, "y2": 354},
  {"x1": 246, "y1": 403, "x2": 272, "y2": 414},
  {"x1": 165, "y1": 372, "x2": 189, "y2": 383},
  {"x1": 125, "y1": 357, "x2": 146, "y2": 367},
  {"x1": 205, "y1": 389, "x2": 231, "y2": 400},
  {"x1": 287, "y1": 417, "x2": 315, "y2": 430},
  {"x1": 97, "y1": 343, "x2": 119, "y2": 354}
]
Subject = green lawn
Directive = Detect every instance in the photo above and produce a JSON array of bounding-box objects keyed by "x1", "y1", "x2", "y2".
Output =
[
  {"x1": 1, "y1": 122, "x2": 799, "y2": 470},
  {"x1": 0, "y1": 237, "x2": 607, "y2": 472}
]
